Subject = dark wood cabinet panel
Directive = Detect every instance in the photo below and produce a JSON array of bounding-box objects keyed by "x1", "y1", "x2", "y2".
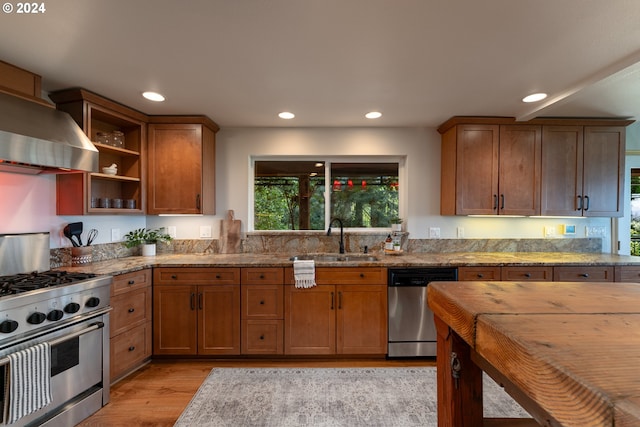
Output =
[
  {"x1": 153, "y1": 268, "x2": 240, "y2": 356},
  {"x1": 541, "y1": 125, "x2": 625, "y2": 217},
  {"x1": 147, "y1": 117, "x2": 217, "y2": 214}
]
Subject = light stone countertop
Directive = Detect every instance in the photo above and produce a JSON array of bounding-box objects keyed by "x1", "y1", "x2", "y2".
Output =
[{"x1": 61, "y1": 251, "x2": 640, "y2": 277}]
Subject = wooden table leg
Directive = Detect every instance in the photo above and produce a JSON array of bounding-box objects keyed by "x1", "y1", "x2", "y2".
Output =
[{"x1": 435, "y1": 315, "x2": 484, "y2": 427}]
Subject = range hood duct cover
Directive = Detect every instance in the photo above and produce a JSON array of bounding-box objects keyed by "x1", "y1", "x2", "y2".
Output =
[{"x1": 0, "y1": 91, "x2": 98, "y2": 174}]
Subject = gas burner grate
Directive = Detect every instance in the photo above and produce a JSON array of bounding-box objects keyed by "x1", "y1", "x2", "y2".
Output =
[{"x1": 0, "y1": 271, "x2": 97, "y2": 296}]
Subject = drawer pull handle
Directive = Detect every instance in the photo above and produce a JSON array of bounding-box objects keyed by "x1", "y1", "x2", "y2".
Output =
[
  {"x1": 171, "y1": 275, "x2": 177, "y2": 279},
  {"x1": 190, "y1": 293, "x2": 196, "y2": 310},
  {"x1": 259, "y1": 335, "x2": 264, "y2": 340},
  {"x1": 524, "y1": 273, "x2": 531, "y2": 278},
  {"x1": 128, "y1": 346, "x2": 135, "y2": 352},
  {"x1": 259, "y1": 300, "x2": 265, "y2": 305},
  {"x1": 128, "y1": 280, "x2": 135, "y2": 285},
  {"x1": 128, "y1": 308, "x2": 135, "y2": 313},
  {"x1": 331, "y1": 292, "x2": 334, "y2": 310},
  {"x1": 360, "y1": 273, "x2": 365, "y2": 278},
  {"x1": 581, "y1": 273, "x2": 589, "y2": 278},
  {"x1": 216, "y1": 275, "x2": 221, "y2": 279},
  {"x1": 259, "y1": 274, "x2": 265, "y2": 279},
  {"x1": 477, "y1": 273, "x2": 484, "y2": 278},
  {"x1": 198, "y1": 293, "x2": 203, "y2": 310}
]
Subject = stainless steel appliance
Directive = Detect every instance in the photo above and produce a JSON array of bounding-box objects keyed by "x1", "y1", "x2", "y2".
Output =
[
  {"x1": 388, "y1": 267, "x2": 458, "y2": 357},
  {"x1": 0, "y1": 232, "x2": 111, "y2": 426}
]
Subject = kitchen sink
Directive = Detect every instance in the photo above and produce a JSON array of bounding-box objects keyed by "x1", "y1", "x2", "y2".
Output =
[{"x1": 289, "y1": 254, "x2": 379, "y2": 262}]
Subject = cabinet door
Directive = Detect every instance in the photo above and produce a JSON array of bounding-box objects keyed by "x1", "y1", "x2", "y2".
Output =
[
  {"x1": 147, "y1": 124, "x2": 203, "y2": 214},
  {"x1": 336, "y1": 284, "x2": 387, "y2": 355},
  {"x1": 541, "y1": 126, "x2": 584, "y2": 216},
  {"x1": 582, "y1": 126, "x2": 625, "y2": 217},
  {"x1": 198, "y1": 284, "x2": 241, "y2": 355},
  {"x1": 153, "y1": 285, "x2": 198, "y2": 355},
  {"x1": 498, "y1": 125, "x2": 541, "y2": 215},
  {"x1": 284, "y1": 285, "x2": 336, "y2": 355},
  {"x1": 455, "y1": 124, "x2": 499, "y2": 215}
]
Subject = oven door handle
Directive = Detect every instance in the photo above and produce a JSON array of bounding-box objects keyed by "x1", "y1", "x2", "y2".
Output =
[{"x1": 0, "y1": 321, "x2": 105, "y2": 367}]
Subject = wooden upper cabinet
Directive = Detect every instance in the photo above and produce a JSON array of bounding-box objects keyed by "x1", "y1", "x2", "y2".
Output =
[
  {"x1": 541, "y1": 125, "x2": 625, "y2": 217},
  {"x1": 50, "y1": 88, "x2": 148, "y2": 215},
  {"x1": 147, "y1": 116, "x2": 218, "y2": 215},
  {"x1": 440, "y1": 121, "x2": 540, "y2": 215}
]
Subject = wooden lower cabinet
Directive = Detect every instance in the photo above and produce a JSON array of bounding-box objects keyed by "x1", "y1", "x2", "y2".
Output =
[
  {"x1": 283, "y1": 267, "x2": 388, "y2": 355},
  {"x1": 110, "y1": 269, "x2": 152, "y2": 382},
  {"x1": 615, "y1": 266, "x2": 640, "y2": 282},
  {"x1": 153, "y1": 268, "x2": 241, "y2": 355},
  {"x1": 241, "y1": 268, "x2": 284, "y2": 355},
  {"x1": 458, "y1": 266, "x2": 501, "y2": 281},
  {"x1": 501, "y1": 266, "x2": 553, "y2": 281},
  {"x1": 553, "y1": 266, "x2": 614, "y2": 282}
]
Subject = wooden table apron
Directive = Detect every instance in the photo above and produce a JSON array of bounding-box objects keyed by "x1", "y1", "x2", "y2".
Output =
[{"x1": 427, "y1": 281, "x2": 640, "y2": 427}]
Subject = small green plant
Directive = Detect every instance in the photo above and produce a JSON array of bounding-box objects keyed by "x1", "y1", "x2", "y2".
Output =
[{"x1": 123, "y1": 228, "x2": 172, "y2": 248}]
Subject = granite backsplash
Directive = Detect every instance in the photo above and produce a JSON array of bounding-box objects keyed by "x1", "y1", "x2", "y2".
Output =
[{"x1": 50, "y1": 231, "x2": 602, "y2": 268}]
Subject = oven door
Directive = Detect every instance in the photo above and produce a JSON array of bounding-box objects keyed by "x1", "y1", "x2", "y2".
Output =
[{"x1": 0, "y1": 310, "x2": 109, "y2": 427}]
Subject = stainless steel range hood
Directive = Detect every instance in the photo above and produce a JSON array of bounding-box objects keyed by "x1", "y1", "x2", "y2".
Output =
[{"x1": 0, "y1": 91, "x2": 98, "y2": 174}]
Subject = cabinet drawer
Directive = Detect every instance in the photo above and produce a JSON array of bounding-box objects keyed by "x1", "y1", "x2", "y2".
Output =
[
  {"x1": 112, "y1": 269, "x2": 150, "y2": 296},
  {"x1": 458, "y1": 266, "x2": 501, "y2": 281},
  {"x1": 154, "y1": 267, "x2": 240, "y2": 285},
  {"x1": 242, "y1": 268, "x2": 284, "y2": 285},
  {"x1": 242, "y1": 284, "x2": 283, "y2": 319},
  {"x1": 110, "y1": 321, "x2": 152, "y2": 382},
  {"x1": 553, "y1": 266, "x2": 614, "y2": 282},
  {"x1": 241, "y1": 320, "x2": 284, "y2": 354},
  {"x1": 111, "y1": 287, "x2": 151, "y2": 337},
  {"x1": 615, "y1": 266, "x2": 640, "y2": 282},
  {"x1": 284, "y1": 267, "x2": 387, "y2": 285},
  {"x1": 501, "y1": 266, "x2": 553, "y2": 281}
]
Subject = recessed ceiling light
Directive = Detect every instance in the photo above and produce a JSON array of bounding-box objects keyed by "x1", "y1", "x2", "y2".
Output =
[
  {"x1": 278, "y1": 112, "x2": 295, "y2": 119},
  {"x1": 522, "y1": 93, "x2": 547, "y2": 103},
  {"x1": 142, "y1": 91, "x2": 165, "y2": 102},
  {"x1": 365, "y1": 111, "x2": 382, "y2": 119}
]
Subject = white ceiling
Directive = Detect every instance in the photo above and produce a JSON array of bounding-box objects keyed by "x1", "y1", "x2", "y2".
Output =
[{"x1": 2, "y1": 0, "x2": 640, "y2": 128}]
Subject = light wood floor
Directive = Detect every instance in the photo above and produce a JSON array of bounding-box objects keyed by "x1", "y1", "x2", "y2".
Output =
[{"x1": 78, "y1": 358, "x2": 435, "y2": 427}]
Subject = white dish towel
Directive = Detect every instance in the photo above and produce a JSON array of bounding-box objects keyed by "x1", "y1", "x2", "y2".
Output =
[
  {"x1": 293, "y1": 260, "x2": 316, "y2": 288},
  {"x1": 3, "y1": 342, "x2": 52, "y2": 424}
]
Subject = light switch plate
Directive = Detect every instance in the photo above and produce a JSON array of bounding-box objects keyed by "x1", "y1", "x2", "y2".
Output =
[
  {"x1": 429, "y1": 227, "x2": 440, "y2": 239},
  {"x1": 111, "y1": 228, "x2": 120, "y2": 242},
  {"x1": 167, "y1": 226, "x2": 177, "y2": 238},
  {"x1": 199, "y1": 225, "x2": 212, "y2": 238}
]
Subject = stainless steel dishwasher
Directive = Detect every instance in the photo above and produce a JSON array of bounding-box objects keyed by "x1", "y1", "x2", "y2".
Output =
[{"x1": 388, "y1": 267, "x2": 458, "y2": 357}]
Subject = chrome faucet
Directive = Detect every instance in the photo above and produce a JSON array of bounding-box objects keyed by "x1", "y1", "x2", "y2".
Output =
[{"x1": 327, "y1": 218, "x2": 345, "y2": 254}]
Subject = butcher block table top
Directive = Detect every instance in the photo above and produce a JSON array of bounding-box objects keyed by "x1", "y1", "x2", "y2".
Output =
[{"x1": 427, "y1": 281, "x2": 640, "y2": 427}]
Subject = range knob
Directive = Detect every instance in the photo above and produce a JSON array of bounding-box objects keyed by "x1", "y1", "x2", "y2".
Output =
[
  {"x1": 85, "y1": 297, "x2": 100, "y2": 308},
  {"x1": 47, "y1": 309, "x2": 64, "y2": 321},
  {"x1": 0, "y1": 320, "x2": 18, "y2": 333},
  {"x1": 27, "y1": 312, "x2": 46, "y2": 324},
  {"x1": 64, "y1": 302, "x2": 81, "y2": 313}
]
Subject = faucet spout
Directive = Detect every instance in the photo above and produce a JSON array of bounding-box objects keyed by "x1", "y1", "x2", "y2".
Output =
[{"x1": 327, "y1": 218, "x2": 345, "y2": 254}]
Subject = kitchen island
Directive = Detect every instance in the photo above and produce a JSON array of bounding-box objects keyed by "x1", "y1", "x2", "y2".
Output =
[{"x1": 427, "y1": 280, "x2": 640, "y2": 427}]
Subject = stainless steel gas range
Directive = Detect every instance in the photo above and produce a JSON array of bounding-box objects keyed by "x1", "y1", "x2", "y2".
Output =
[{"x1": 0, "y1": 232, "x2": 111, "y2": 427}]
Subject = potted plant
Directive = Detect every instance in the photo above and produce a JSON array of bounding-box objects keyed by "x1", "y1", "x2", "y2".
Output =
[
  {"x1": 390, "y1": 217, "x2": 403, "y2": 232},
  {"x1": 123, "y1": 227, "x2": 172, "y2": 256}
]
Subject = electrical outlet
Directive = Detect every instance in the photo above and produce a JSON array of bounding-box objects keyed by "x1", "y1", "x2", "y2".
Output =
[
  {"x1": 586, "y1": 225, "x2": 606, "y2": 237},
  {"x1": 457, "y1": 227, "x2": 464, "y2": 238},
  {"x1": 199, "y1": 225, "x2": 212, "y2": 238},
  {"x1": 167, "y1": 226, "x2": 177, "y2": 238},
  {"x1": 544, "y1": 226, "x2": 556, "y2": 237},
  {"x1": 429, "y1": 227, "x2": 440, "y2": 239},
  {"x1": 111, "y1": 228, "x2": 120, "y2": 242}
]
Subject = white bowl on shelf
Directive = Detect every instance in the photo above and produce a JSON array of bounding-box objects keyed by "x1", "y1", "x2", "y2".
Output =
[{"x1": 102, "y1": 167, "x2": 117, "y2": 175}]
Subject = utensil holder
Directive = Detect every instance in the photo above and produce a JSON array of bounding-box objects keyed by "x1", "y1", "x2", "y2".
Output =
[{"x1": 71, "y1": 246, "x2": 92, "y2": 266}]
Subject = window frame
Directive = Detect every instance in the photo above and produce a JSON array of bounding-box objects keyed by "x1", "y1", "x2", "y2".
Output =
[{"x1": 249, "y1": 155, "x2": 406, "y2": 232}]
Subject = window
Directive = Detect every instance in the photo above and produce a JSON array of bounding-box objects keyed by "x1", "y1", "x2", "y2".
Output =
[{"x1": 253, "y1": 159, "x2": 401, "y2": 230}]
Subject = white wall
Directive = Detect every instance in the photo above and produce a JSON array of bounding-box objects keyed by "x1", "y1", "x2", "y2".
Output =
[{"x1": 1, "y1": 126, "x2": 614, "y2": 251}]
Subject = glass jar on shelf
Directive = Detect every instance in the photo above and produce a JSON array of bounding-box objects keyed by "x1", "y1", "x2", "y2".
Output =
[
  {"x1": 112, "y1": 131, "x2": 124, "y2": 148},
  {"x1": 96, "y1": 132, "x2": 111, "y2": 146}
]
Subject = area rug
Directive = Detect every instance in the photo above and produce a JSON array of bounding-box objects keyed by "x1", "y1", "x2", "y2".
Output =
[{"x1": 174, "y1": 367, "x2": 529, "y2": 427}]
